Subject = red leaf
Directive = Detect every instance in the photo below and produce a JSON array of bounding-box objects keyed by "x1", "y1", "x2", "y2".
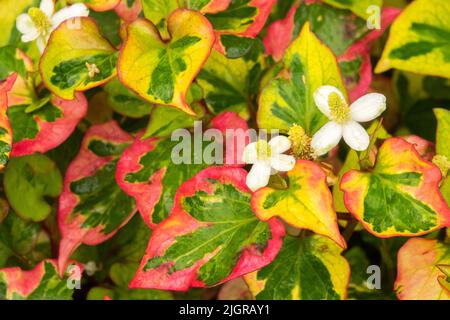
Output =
[
  {"x1": 263, "y1": 3, "x2": 299, "y2": 62},
  {"x1": 129, "y1": 166, "x2": 285, "y2": 291},
  {"x1": 11, "y1": 93, "x2": 87, "y2": 157},
  {"x1": 115, "y1": 0, "x2": 142, "y2": 22},
  {"x1": 116, "y1": 112, "x2": 249, "y2": 228},
  {"x1": 210, "y1": 111, "x2": 250, "y2": 167},
  {"x1": 58, "y1": 121, "x2": 135, "y2": 274}
]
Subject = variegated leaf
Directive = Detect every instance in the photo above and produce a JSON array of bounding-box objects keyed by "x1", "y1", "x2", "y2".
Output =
[
  {"x1": 341, "y1": 138, "x2": 450, "y2": 237},
  {"x1": 118, "y1": 10, "x2": 215, "y2": 115},
  {"x1": 129, "y1": 166, "x2": 285, "y2": 290},
  {"x1": 40, "y1": 18, "x2": 118, "y2": 100},
  {"x1": 244, "y1": 235, "x2": 350, "y2": 300},
  {"x1": 58, "y1": 121, "x2": 136, "y2": 274},
  {"x1": 376, "y1": 0, "x2": 450, "y2": 78},
  {"x1": 252, "y1": 160, "x2": 346, "y2": 248},
  {"x1": 0, "y1": 260, "x2": 82, "y2": 300}
]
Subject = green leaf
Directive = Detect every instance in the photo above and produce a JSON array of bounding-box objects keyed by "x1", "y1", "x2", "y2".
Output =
[
  {"x1": 0, "y1": 46, "x2": 27, "y2": 80},
  {"x1": 293, "y1": 1, "x2": 370, "y2": 56},
  {"x1": 104, "y1": 78, "x2": 153, "y2": 118},
  {"x1": 376, "y1": 0, "x2": 450, "y2": 78},
  {"x1": 197, "y1": 50, "x2": 255, "y2": 118},
  {"x1": 4, "y1": 154, "x2": 62, "y2": 222},
  {"x1": 0, "y1": 212, "x2": 51, "y2": 269},
  {"x1": 245, "y1": 235, "x2": 350, "y2": 300},
  {"x1": 257, "y1": 22, "x2": 346, "y2": 135},
  {"x1": 88, "y1": 262, "x2": 173, "y2": 300},
  {"x1": 219, "y1": 34, "x2": 257, "y2": 59}
]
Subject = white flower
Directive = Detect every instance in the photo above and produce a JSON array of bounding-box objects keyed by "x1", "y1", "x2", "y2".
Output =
[
  {"x1": 15, "y1": 0, "x2": 89, "y2": 52},
  {"x1": 242, "y1": 136, "x2": 296, "y2": 192},
  {"x1": 311, "y1": 86, "x2": 386, "y2": 156}
]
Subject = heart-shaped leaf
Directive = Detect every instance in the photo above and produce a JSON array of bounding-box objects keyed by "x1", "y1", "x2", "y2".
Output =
[
  {"x1": 252, "y1": 160, "x2": 346, "y2": 248},
  {"x1": 0, "y1": 74, "x2": 15, "y2": 170},
  {"x1": 129, "y1": 166, "x2": 285, "y2": 290},
  {"x1": 395, "y1": 238, "x2": 450, "y2": 300},
  {"x1": 376, "y1": 0, "x2": 450, "y2": 78},
  {"x1": 4, "y1": 154, "x2": 62, "y2": 222},
  {"x1": 341, "y1": 138, "x2": 450, "y2": 237},
  {"x1": 118, "y1": 9, "x2": 215, "y2": 115},
  {"x1": 244, "y1": 234, "x2": 350, "y2": 300},
  {"x1": 40, "y1": 17, "x2": 118, "y2": 100},
  {"x1": 58, "y1": 121, "x2": 136, "y2": 274},
  {"x1": 258, "y1": 22, "x2": 346, "y2": 135},
  {"x1": 0, "y1": 260, "x2": 82, "y2": 300}
]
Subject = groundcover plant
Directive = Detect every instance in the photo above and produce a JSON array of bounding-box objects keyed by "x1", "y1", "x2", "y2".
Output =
[{"x1": 0, "y1": 0, "x2": 449, "y2": 301}]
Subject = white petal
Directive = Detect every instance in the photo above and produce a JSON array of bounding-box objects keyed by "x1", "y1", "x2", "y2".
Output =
[
  {"x1": 36, "y1": 37, "x2": 46, "y2": 53},
  {"x1": 270, "y1": 154, "x2": 295, "y2": 172},
  {"x1": 246, "y1": 162, "x2": 271, "y2": 192},
  {"x1": 16, "y1": 14, "x2": 36, "y2": 35},
  {"x1": 350, "y1": 93, "x2": 387, "y2": 122},
  {"x1": 313, "y1": 85, "x2": 346, "y2": 119},
  {"x1": 21, "y1": 28, "x2": 40, "y2": 42},
  {"x1": 40, "y1": 0, "x2": 54, "y2": 17},
  {"x1": 242, "y1": 142, "x2": 258, "y2": 164},
  {"x1": 51, "y1": 3, "x2": 89, "y2": 29},
  {"x1": 343, "y1": 121, "x2": 370, "y2": 151},
  {"x1": 311, "y1": 121, "x2": 343, "y2": 156},
  {"x1": 269, "y1": 135, "x2": 291, "y2": 154}
]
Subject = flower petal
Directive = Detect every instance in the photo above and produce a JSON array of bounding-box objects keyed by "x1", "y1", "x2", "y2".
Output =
[
  {"x1": 350, "y1": 93, "x2": 387, "y2": 122},
  {"x1": 311, "y1": 121, "x2": 343, "y2": 156},
  {"x1": 313, "y1": 85, "x2": 346, "y2": 119},
  {"x1": 342, "y1": 121, "x2": 370, "y2": 151},
  {"x1": 242, "y1": 142, "x2": 258, "y2": 164},
  {"x1": 16, "y1": 14, "x2": 36, "y2": 35},
  {"x1": 269, "y1": 135, "x2": 291, "y2": 154},
  {"x1": 21, "y1": 29, "x2": 40, "y2": 42},
  {"x1": 51, "y1": 3, "x2": 89, "y2": 29},
  {"x1": 246, "y1": 162, "x2": 271, "y2": 192},
  {"x1": 270, "y1": 154, "x2": 295, "y2": 172},
  {"x1": 40, "y1": 0, "x2": 55, "y2": 17}
]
